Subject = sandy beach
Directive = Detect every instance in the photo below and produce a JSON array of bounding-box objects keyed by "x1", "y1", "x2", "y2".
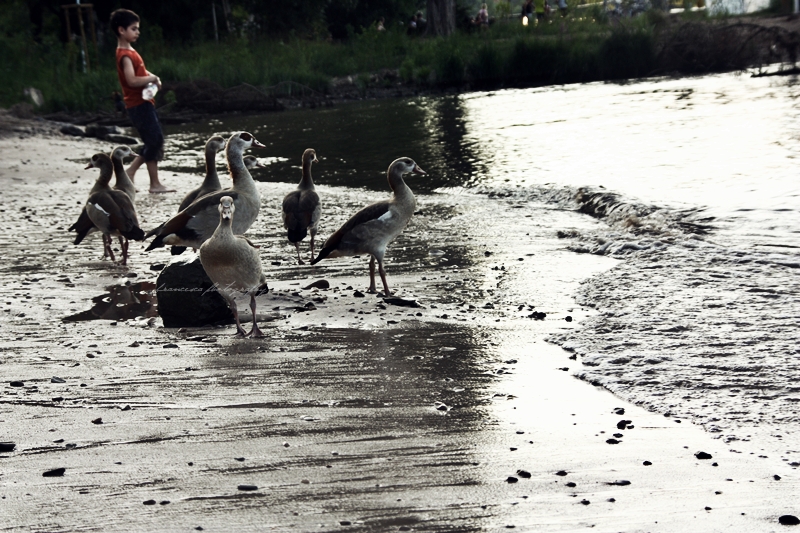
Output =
[{"x1": 1, "y1": 111, "x2": 798, "y2": 531}]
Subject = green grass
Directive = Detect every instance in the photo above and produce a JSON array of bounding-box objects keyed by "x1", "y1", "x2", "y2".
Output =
[{"x1": 0, "y1": 5, "x2": 759, "y2": 114}]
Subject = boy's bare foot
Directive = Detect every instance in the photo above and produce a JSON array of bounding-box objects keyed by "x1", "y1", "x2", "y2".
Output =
[{"x1": 149, "y1": 185, "x2": 176, "y2": 193}]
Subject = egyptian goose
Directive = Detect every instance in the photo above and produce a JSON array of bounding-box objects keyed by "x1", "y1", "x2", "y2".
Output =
[
  {"x1": 111, "y1": 145, "x2": 136, "y2": 202},
  {"x1": 311, "y1": 157, "x2": 425, "y2": 296},
  {"x1": 244, "y1": 155, "x2": 264, "y2": 170},
  {"x1": 75, "y1": 153, "x2": 145, "y2": 264},
  {"x1": 199, "y1": 196, "x2": 269, "y2": 337},
  {"x1": 178, "y1": 136, "x2": 226, "y2": 212},
  {"x1": 282, "y1": 148, "x2": 320, "y2": 265},
  {"x1": 145, "y1": 131, "x2": 265, "y2": 254}
]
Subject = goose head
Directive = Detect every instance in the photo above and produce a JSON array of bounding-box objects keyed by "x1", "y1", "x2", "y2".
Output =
[
  {"x1": 227, "y1": 131, "x2": 265, "y2": 155},
  {"x1": 111, "y1": 145, "x2": 134, "y2": 161},
  {"x1": 85, "y1": 152, "x2": 113, "y2": 171},
  {"x1": 205, "y1": 136, "x2": 226, "y2": 153},
  {"x1": 219, "y1": 196, "x2": 235, "y2": 220},
  {"x1": 388, "y1": 157, "x2": 426, "y2": 177},
  {"x1": 302, "y1": 148, "x2": 318, "y2": 166},
  {"x1": 244, "y1": 155, "x2": 265, "y2": 169}
]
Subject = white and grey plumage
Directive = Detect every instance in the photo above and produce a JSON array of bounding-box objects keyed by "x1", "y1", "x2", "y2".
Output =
[
  {"x1": 111, "y1": 145, "x2": 136, "y2": 203},
  {"x1": 199, "y1": 196, "x2": 268, "y2": 337},
  {"x1": 145, "y1": 131, "x2": 265, "y2": 254},
  {"x1": 282, "y1": 148, "x2": 320, "y2": 265},
  {"x1": 70, "y1": 153, "x2": 145, "y2": 265},
  {"x1": 177, "y1": 135, "x2": 226, "y2": 212},
  {"x1": 311, "y1": 157, "x2": 425, "y2": 296}
]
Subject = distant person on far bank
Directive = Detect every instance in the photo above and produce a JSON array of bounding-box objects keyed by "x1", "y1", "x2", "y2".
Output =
[
  {"x1": 376, "y1": 17, "x2": 386, "y2": 31},
  {"x1": 557, "y1": 0, "x2": 569, "y2": 16},
  {"x1": 534, "y1": 0, "x2": 547, "y2": 22},
  {"x1": 522, "y1": 0, "x2": 535, "y2": 22},
  {"x1": 475, "y1": 3, "x2": 490, "y2": 27},
  {"x1": 110, "y1": 8, "x2": 174, "y2": 194}
]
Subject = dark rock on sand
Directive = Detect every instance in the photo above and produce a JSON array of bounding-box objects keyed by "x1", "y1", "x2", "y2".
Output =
[
  {"x1": 581, "y1": 499, "x2": 590, "y2": 505},
  {"x1": 614, "y1": 408, "x2": 625, "y2": 415},
  {"x1": 60, "y1": 124, "x2": 84, "y2": 137},
  {"x1": 774, "y1": 475, "x2": 782, "y2": 480},
  {"x1": 156, "y1": 255, "x2": 233, "y2": 328},
  {"x1": 0, "y1": 442, "x2": 16, "y2": 452},
  {"x1": 779, "y1": 515, "x2": 800, "y2": 525},
  {"x1": 10, "y1": 381, "x2": 24, "y2": 387},
  {"x1": 606, "y1": 438, "x2": 621, "y2": 444},
  {"x1": 42, "y1": 468, "x2": 66, "y2": 477},
  {"x1": 91, "y1": 418, "x2": 103, "y2": 424},
  {"x1": 237, "y1": 484, "x2": 258, "y2": 491},
  {"x1": 516, "y1": 470, "x2": 531, "y2": 478},
  {"x1": 609, "y1": 480, "x2": 631, "y2": 486},
  {"x1": 353, "y1": 291, "x2": 365, "y2": 297},
  {"x1": 643, "y1": 460, "x2": 652, "y2": 466},
  {"x1": 695, "y1": 451, "x2": 713, "y2": 460},
  {"x1": 143, "y1": 499, "x2": 156, "y2": 505},
  {"x1": 617, "y1": 419, "x2": 632, "y2": 429},
  {"x1": 566, "y1": 482, "x2": 576, "y2": 487},
  {"x1": 555, "y1": 470, "x2": 568, "y2": 476},
  {"x1": 384, "y1": 297, "x2": 421, "y2": 308},
  {"x1": 303, "y1": 280, "x2": 330, "y2": 290},
  {"x1": 506, "y1": 476, "x2": 518, "y2": 483},
  {"x1": 565, "y1": 315, "x2": 573, "y2": 322}
]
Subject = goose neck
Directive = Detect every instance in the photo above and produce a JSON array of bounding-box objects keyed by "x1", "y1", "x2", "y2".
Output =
[
  {"x1": 204, "y1": 149, "x2": 221, "y2": 188},
  {"x1": 299, "y1": 160, "x2": 315, "y2": 189}
]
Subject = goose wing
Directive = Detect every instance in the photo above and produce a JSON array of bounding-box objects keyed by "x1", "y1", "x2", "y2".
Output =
[{"x1": 311, "y1": 202, "x2": 389, "y2": 263}]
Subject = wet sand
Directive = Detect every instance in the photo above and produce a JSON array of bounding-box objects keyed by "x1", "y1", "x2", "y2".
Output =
[{"x1": 1, "y1": 115, "x2": 797, "y2": 531}]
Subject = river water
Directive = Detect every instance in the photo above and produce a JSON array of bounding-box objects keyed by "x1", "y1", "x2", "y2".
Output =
[{"x1": 162, "y1": 71, "x2": 800, "y2": 454}]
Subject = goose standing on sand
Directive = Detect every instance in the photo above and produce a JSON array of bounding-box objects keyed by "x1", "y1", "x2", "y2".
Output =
[
  {"x1": 111, "y1": 145, "x2": 136, "y2": 202},
  {"x1": 73, "y1": 153, "x2": 145, "y2": 264},
  {"x1": 282, "y1": 148, "x2": 320, "y2": 265},
  {"x1": 177, "y1": 136, "x2": 226, "y2": 212},
  {"x1": 144, "y1": 131, "x2": 265, "y2": 254},
  {"x1": 311, "y1": 157, "x2": 425, "y2": 296},
  {"x1": 199, "y1": 196, "x2": 269, "y2": 337}
]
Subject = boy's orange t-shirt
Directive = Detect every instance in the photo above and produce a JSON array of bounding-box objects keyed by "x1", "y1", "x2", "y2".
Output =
[{"x1": 116, "y1": 48, "x2": 149, "y2": 109}]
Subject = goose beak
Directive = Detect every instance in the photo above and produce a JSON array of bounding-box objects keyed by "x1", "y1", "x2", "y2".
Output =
[
  {"x1": 252, "y1": 139, "x2": 266, "y2": 149},
  {"x1": 412, "y1": 165, "x2": 426, "y2": 175},
  {"x1": 84, "y1": 163, "x2": 93, "y2": 170},
  {"x1": 221, "y1": 208, "x2": 232, "y2": 220}
]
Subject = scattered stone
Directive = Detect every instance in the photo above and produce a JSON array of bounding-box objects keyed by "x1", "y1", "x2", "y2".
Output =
[
  {"x1": 608, "y1": 498, "x2": 616, "y2": 502},
  {"x1": 643, "y1": 461, "x2": 652, "y2": 466},
  {"x1": 51, "y1": 377, "x2": 66, "y2": 384},
  {"x1": 434, "y1": 402, "x2": 450, "y2": 412},
  {"x1": 52, "y1": 397, "x2": 64, "y2": 402},
  {"x1": 527, "y1": 311, "x2": 546, "y2": 320},
  {"x1": 506, "y1": 476, "x2": 518, "y2": 483},
  {"x1": 779, "y1": 515, "x2": 800, "y2": 525},
  {"x1": 234, "y1": 457, "x2": 245, "y2": 462},
  {"x1": 384, "y1": 297, "x2": 421, "y2": 308},
  {"x1": 129, "y1": 341, "x2": 141, "y2": 347},
  {"x1": 613, "y1": 433, "x2": 623, "y2": 438},
  {"x1": 91, "y1": 418, "x2": 103, "y2": 425},
  {"x1": 340, "y1": 521, "x2": 352, "y2": 526},
  {"x1": 580, "y1": 499, "x2": 590, "y2": 505},
  {"x1": 606, "y1": 439, "x2": 620, "y2": 444},
  {"x1": 0, "y1": 442, "x2": 16, "y2": 452},
  {"x1": 121, "y1": 405, "x2": 131, "y2": 411},
  {"x1": 616, "y1": 419, "x2": 632, "y2": 430},
  {"x1": 303, "y1": 280, "x2": 330, "y2": 290},
  {"x1": 565, "y1": 316, "x2": 573, "y2": 322},
  {"x1": 143, "y1": 499, "x2": 156, "y2": 505},
  {"x1": 42, "y1": 468, "x2": 66, "y2": 477},
  {"x1": 163, "y1": 343, "x2": 179, "y2": 348},
  {"x1": 774, "y1": 475, "x2": 782, "y2": 481},
  {"x1": 483, "y1": 302, "x2": 495, "y2": 309},
  {"x1": 60, "y1": 124, "x2": 85, "y2": 137},
  {"x1": 705, "y1": 506, "x2": 712, "y2": 511},
  {"x1": 10, "y1": 381, "x2": 24, "y2": 387},
  {"x1": 237, "y1": 485, "x2": 258, "y2": 491},
  {"x1": 516, "y1": 470, "x2": 531, "y2": 478},
  {"x1": 609, "y1": 480, "x2": 631, "y2": 486},
  {"x1": 555, "y1": 470, "x2": 568, "y2": 476},
  {"x1": 566, "y1": 482, "x2": 576, "y2": 487},
  {"x1": 159, "y1": 500, "x2": 170, "y2": 505},
  {"x1": 353, "y1": 291, "x2": 365, "y2": 298},
  {"x1": 695, "y1": 451, "x2": 713, "y2": 460},
  {"x1": 614, "y1": 408, "x2": 625, "y2": 415}
]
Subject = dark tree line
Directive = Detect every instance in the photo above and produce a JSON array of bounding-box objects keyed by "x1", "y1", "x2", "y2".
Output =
[{"x1": 20, "y1": 0, "x2": 459, "y2": 43}]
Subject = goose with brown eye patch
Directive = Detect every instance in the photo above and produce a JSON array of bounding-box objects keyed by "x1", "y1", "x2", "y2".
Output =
[
  {"x1": 282, "y1": 148, "x2": 320, "y2": 265},
  {"x1": 144, "y1": 131, "x2": 265, "y2": 255},
  {"x1": 110, "y1": 145, "x2": 136, "y2": 203},
  {"x1": 311, "y1": 157, "x2": 426, "y2": 297},
  {"x1": 176, "y1": 136, "x2": 226, "y2": 213},
  {"x1": 69, "y1": 152, "x2": 145, "y2": 265}
]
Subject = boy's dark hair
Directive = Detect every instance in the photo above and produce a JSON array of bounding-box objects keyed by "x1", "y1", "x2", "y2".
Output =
[{"x1": 110, "y1": 9, "x2": 139, "y2": 36}]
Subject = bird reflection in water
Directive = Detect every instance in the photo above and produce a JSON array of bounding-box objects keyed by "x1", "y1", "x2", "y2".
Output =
[{"x1": 63, "y1": 281, "x2": 157, "y2": 322}]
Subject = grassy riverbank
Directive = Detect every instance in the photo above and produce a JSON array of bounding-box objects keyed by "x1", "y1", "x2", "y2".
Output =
[{"x1": 1, "y1": 7, "x2": 796, "y2": 114}]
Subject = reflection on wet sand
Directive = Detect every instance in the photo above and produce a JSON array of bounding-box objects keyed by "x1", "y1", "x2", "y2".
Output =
[{"x1": 62, "y1": 281, "x2": 157, "y2": 322}]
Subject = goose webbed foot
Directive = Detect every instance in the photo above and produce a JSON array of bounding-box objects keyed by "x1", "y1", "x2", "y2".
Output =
[{"x1": 247, "y1": 325, "x2": 264, "y2": 338}]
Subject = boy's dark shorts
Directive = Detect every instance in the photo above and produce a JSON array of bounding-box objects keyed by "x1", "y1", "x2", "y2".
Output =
[{"x1": 127, "y1": 102, "x2": 164, "y2": 162}]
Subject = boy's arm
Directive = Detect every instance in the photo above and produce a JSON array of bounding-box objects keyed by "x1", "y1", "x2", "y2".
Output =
[{"x1": 121, "y1": 56, "x2": 161, "y2": 89}]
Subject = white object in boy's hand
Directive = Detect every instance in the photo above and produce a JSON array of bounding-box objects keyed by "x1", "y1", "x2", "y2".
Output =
[{"x1": 142, "y1": 83, "x2": 158, "y2": 101}]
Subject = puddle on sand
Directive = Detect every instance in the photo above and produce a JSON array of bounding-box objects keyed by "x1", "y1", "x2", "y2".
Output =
[{"x1": 62, "y1": 281, "x2": 157, "y2": 322}]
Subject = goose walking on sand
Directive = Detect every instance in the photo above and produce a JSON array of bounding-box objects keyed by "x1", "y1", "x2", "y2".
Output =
[
  {"x1": 282, "y1": 148, "x2": 320, "y2": 265},
  {"x1": 177, "y1": 136, "x2": 226, "y2": 212},
  {"x1": 111, "y1": 145, "x2": 136, "y2": 202},
  {"x1": 145, "y1": 131, "x2": 265, "y2": 255},
  {"x1": 71, "y1": 153, "x2": 145, "y2": 265},
  {"x1": 199, "y1": 196, "x2": 269, "y2": 337},
  {"x1": 311, "y1": 157, "x2": 425, "y2": 296}
]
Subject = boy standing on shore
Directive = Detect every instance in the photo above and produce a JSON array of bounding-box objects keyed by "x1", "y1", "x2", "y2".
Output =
[{"x1": 110, "y1": 9, "x2": 174, "y2": 193}]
